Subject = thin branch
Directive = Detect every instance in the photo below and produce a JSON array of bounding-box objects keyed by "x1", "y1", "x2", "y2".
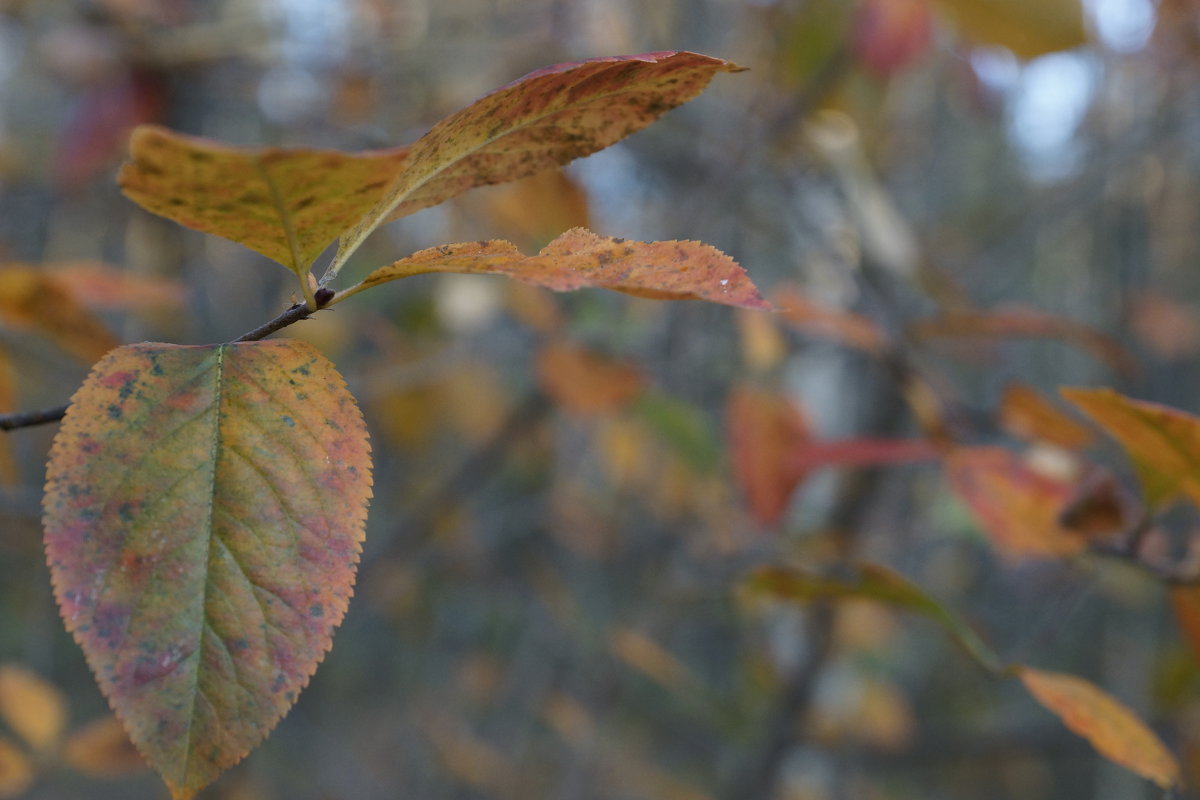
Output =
[{"x1": 0, "y1": 289, "x2": 333, "y2": 434}]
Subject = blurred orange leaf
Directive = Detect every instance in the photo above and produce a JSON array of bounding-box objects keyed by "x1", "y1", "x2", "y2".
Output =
[
  {"x1": 1018, "y1": 666, "x2": 1180, "y2": 789},
  {"x1": 347, "y1": 228, "x2": 768, "y2": 309},
  {"x1": 909, "y1": 307, "x2": 1137, "y2": 378},
  {"x1": 932, "y1": 0, "x2": 1087, "y2": 59},
  {"x1": 536, "y1": 342, "x2": 645, "y2": 415},
  {"x1": 325, "y1": 51, "x2": 744, "y2": 282},
  {"x1": 944, "y1": 447, "x2": 1086, "y2": 559},
  {"x1": 773, "y1": 285, "x2": 886, "y2": 354},
  {"x1": 0, "y1": 738, "x2": 33, "y2": 799},
  {"x1": 48, "y1": 262, "x2": 186, "y2": 312},
  {"x1": 1061, "y1": 387, "x2": 1200, "y2": 509},
  {"x1": 0, "y1": 265, "x2": 119, "y2": 362},
  {"x1": 0, "y1": 665, "x2": 66, "y2": 752},
  {"x1": 608, "y1": 627, "x2": 698, "y2": 691},
  {"x1": 1128, "y1": 291, "x2": 1200, "y2": 361},
  {"x1": 853, "y1": 0, "x2": 933, "y2": 76},
  {"x1": 119, "y1": 126, "x2": 411, "y2": 280},
  {"x1": 726, "y1": 384, "x2": 811, "y2": 526},
  {"x1": 1000, "y1": 383, "x2": 1094, "y2": 450},
  {"x1": 470, "y1": 168, "x2": 590, "y2": 247},
  {"x1": 63, "y1": 716, "x2": 148, "y2": 779},
  {"x1": 1171, "y1": 586, "x2": 1200, "y2": 666}
]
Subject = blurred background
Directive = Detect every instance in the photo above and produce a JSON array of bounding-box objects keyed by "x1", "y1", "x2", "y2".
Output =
[{"x1": 3, "y1": 0, "x2": 1200, "y2": 798}]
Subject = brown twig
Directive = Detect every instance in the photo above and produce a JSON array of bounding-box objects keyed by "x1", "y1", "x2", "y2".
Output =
[{"x1": 0, "y1": 290, "x2": 332, "y2": 434}]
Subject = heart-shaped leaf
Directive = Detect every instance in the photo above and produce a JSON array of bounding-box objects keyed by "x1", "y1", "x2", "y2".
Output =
[
  {"x1": 323, "y1": 51, "x2": 745, "y2": 282},
  {"x1": 340, "y1": 227, "x2": 768, "y2": 309},
  {"x1": 43, "y1": 340, "x2": 372, "y2": 800},
  {"x1": 119, "y1": 126, "x2": 410, "y2": 279}
]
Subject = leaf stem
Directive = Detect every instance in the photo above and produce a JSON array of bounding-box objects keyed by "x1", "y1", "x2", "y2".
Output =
[{"x1": 0, "y1": 292, "x2": 333, "y2": 433}]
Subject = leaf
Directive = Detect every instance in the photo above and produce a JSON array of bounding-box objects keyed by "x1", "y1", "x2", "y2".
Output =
[
  {"x1": 1017, "y1": 667, "x2": 1180, "y2": 789},
  {"x1": 0, "y1": 665, "x2": 67, "y2": 752},
  {"x1": 944, "y1": 447, "x2": 1086, "y2": 559},
  {"x1": 746, "y1": 562, "x2": 1005, "y2": 674},
  {"x1": 1170, "y1": 585, "x2": 1200, "y2": 665},
  {"x1": 0, "y1": 264, "x2": 119, "y2": 362},
  {"x1": 931, "y1": 0, "x2": 1087, "y2": 59},
  {"x1": 1061, "y1": 387, "x2": 1200, "y2": 509},
  {"x1": 49, "y1": 261, "x2": 186, "y2": 312},
  {"x1": 725, "y1": 384, "x2": 811, "y2": 526},
  {"x1": 119, "y1": 125, "x2": 411, "y2": 278},
  {"x1": 853, "y1": 0, "x2": 934, "y2": 77},
  {"x1": 535, "y1": 342, "x2": 645, "y2": 415},
  {"x1": 323, "y1": 51, "x2": 744, "y2": 282},
  {"x1": 42, "y1": 339, "x2": 372, "y2": 800},
  {"x1": 773, "y1": 285, "x2": 886, "y2": 354},
  {"x1": 999, "y1": 382, "x2": 1094, "y2": 451},
  {"x1": 63, "y1": 716, "x2": 148, "y2": 779},
  {"x1": 346, "y1": 228, "x2": 767, "y2": 309},
  {"x1": 0, "y1": 738, "x2": 33, "y2": 799},
  {"x1": 908, "y1": 307, "x2": 1137, "y2": 378}
]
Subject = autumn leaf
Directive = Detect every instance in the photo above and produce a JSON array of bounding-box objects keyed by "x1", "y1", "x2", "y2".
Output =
[
  {"x1": 119, "y1": 126, "x2": 411, "y2": 285},
  {"x1": 773, "y1": 284, "x2": 886, "y2": 354},
  {"x1": 746, "y1": 562, "x2": 1005, "y2": 674},
  {"x1": 341, "y1": 228, "x2": 768, "y2": 309},
  {"x1": 943, "y1": 447, "x2": 1086, "y2": 559},
  {"x1": 726, "y1": 384, "x2": 812, "y2": 526},
  {"x1": 63, "y1": 716, "x2": 148, "y2": 779},
  {"x1": 0, "y1": 665, "x2": 67, "y2": 752},
  {"x1": 1170, "y1": 585, "x2": 1200, "y2": 665},
  {"x1": 999, "y1": 383, "x2": 1094, "y2": 451},
  {"x1": 1061, "y1": 387, "x2": 1200, "y2": 509},
  {"x1": 0, "y1": 738, "x2": 32, "y2": 799},
  {"x1": 1017, "y1": 667, "x2": 1180, "y2": 789},
  {"x1": 42, "y1": 340, "x2": 372, "y2": 800},
  {"x1": 536, "y1": 342, "x2": 645, "y2": 415},
  {"x1": 0, "y1": 264, "x2": 119, "y2": 362},
  {"x1": 323, "y1": 51, "x2": 745, "y2": 282},
  {"x1": 932, "y1": 0, "x2": 1087, "y2": 59}
]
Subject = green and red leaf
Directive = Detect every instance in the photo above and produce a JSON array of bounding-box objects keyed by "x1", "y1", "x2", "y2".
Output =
[
  {"x1": 342, "y1": 227, "x2": 768, "y2": 309},
  {"x1": 43, "y1": 340, "x2": 372, "y2": 799}
]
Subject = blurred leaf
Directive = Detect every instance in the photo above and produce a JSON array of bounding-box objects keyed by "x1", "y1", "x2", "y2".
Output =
[
  {"x1": 119, "y1": 125, "x2": 411, "y2": 278},
  {"x1": 537, "y1": 342, "x2": 645, "y2": 416},
  {"x1": 325, "y1": 51, "x2": 745, "y2": 282},
  {"x1": 0, "y1": 737, "x2": 33, "y2": 799},
  {"x1": 0, "y1": 665, "x2": 67, "y2": 752},
  {"x1": 469, "y1": 168, "x2": 591, "y2": 247},
  {"x1": 1017, "y1": 666, "x2": 1180, "y2": 788},
  {"x1": 345, "y1": 228, "x2": 769, "y2": 309},
  {"x1": 853, "y1": 0, "x2": 934, "y2": 76},
  {"x1": 43, "y1": 340, "x2": 372, "y2": 799},
  {"x1": 1170, "y1": 586, "x2": 1200, "y2": 666},
  {"x1": 736, "y1": 309, "x2": 788, "y2": 372},
  {"x1": 634, "y1": 393, "x2": 722, "y2": 473},
  {"x1": 1128, "y1": 291, "x2": 1200, "y2": 361},
  {"x1": 48, "y1": 262, "x2": 186, "y2": 312},
  {"x1": 909, "y1": 308, "x2": 1138, "y2": 378},
  {"x1": 63, "y1": 716, "x2": 148, "y2": 779},
  {"x1": 944, "y1": 447, "x2": 1086, "y2": 559},
  {"x1": 1000, "y1": 383, "x2": 1094, "y2": 450},
  {"x1": 746, "y1": 562, "x2": 1005, "y2": 674},
  {"x1": 608, "y1": 627, "x2": 698, "y2": 691},
  {"x1": 773, "y1": 285, "x2": 886, "y2": 354},
  {"x1": 0, "y1": 264, "x2": 119, "y2": 362},
  {"x1": 725, "y1": 384, "x2": 811, "y2": 526},
  {"x1": 932, "y1": 0, "x2": 1087, "y2": 59},
  {"x1": 1061, "y1": 387, "x2": 1200, "y2": 509}
]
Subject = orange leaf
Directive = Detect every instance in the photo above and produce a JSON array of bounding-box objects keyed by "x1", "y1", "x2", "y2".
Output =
[
  {"x1": 1061, "y1": 387, "x2": 1200, "y2": 509},
  {"x1": 909, "y1": 307, "x2": 1137, "y2": 378},
  {"x1": 1171, "y1": 585, "x2": 1200, "y2": 666},
  {"x1": 726, "y1": 384, "x2": 811, "y2": 526},
  {"x1": 773, "y1": 285, "x2": 886, "y2": 354},
  {"x1": 1018, "y1": 666, "x2": 1180, "y2": 789},
  {"x1": 119, "y1": 125, "x2": 411, "y2": 277},
  {"x1": 0, "y1": 738, "x2": 33, "y2": 799},
  {"x1": 324, "y1": 51, "x2": 744, "y2": 282},
  {"x1": 0, "y1": 665, "x2": 67, "y2": 752},
  {"x1": 43, "y1": 340, "x2": 372, "y2": 799},
  {"x1": 63, "y1": 716, "x2": 148, "y2": 779},
  {"x1": 943, "y1": 447, "x2": 1085, "y2": 559},
  {"x1": 1128, "y1": 291, "x2": 1200, "y2": 361},
  {"x1": 48, "y1": 261, "x2": 186, "y2": 312},
  {"x1": 346, "y1": 228, "x2": 768, "y2": 309},
  {"x1": 999, "y1": 383, "x2": 1094, "y2": 450},
  {"x1": 0, "y1": 264, "x2": 119, "y2": 362},
  {"x1": 536, "y1": 342, "x2": 645, "y2": 415}
]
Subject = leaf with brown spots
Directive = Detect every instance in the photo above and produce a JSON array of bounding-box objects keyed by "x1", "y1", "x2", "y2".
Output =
[
  {"x1": 118, "y1": 126, "x2": 410, "y2": 282},
  {"x1": 42, "y1": 340, "x2": 372, "y2": 800},
  {"x1": 339, "y1": 228, "x2": 768, "y2": 309},
  {"x1": 322, "y1": 51, "x2": 745, "y2": 283},
  {"x1": 1061, "y1": 387, "x2": 1200, "y2": 509},
  {"x1": 1017, "y1": 667, "x2": 1180, "y2": 789}
]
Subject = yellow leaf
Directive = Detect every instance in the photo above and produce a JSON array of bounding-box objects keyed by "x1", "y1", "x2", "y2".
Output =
[
  {"x1": 0, "y1": 664, "x2": 67, "y2": 752},
  {"x1": 0, "y1": 737, "x2": 33, "y2": 798},
  {"x1": 607, "y1": 627, "x2": 697, "y2": 691},
  {"x1": 0, "y1": 265, "x2": 119, "y2": 362},
  {"x1": 63, "y1": 716, "x2": 147, "y2": 779},
  {"x1": 932, "y1": 0, "x2": 1087, "y2": 59},
  {"x1": 1018, "y1": 667, "x2": 1180, "y2": 788}
]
